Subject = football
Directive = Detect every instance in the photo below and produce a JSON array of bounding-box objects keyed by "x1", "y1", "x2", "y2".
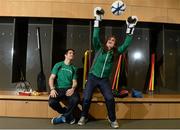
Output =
[{"x1": 111, "y1": 0, "x2": 126, "y2": 16}]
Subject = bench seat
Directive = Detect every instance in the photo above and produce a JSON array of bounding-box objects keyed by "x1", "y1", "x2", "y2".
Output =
[{"x1": 0, "y1": 91, "x2": 180, "y2": 119}]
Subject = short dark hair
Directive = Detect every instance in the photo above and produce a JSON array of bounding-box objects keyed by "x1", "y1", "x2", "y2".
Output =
[{"x1": 65, "y1": 48, "x2": 75, "y2": 55}]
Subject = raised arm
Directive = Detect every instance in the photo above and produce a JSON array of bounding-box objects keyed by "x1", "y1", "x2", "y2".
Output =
[
  {"x1": 92, "y1": 7, "x2": 104, "y2": 52},
  {"x1": 118, "y1": 16, "x2": 138, "y2": 54}
]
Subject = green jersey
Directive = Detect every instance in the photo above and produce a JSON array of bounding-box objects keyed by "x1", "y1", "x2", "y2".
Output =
[
  {"x1": 51, "y1": 61, "x2": 77, "y2": 89},
  {"x1": 90, "y1": 27, "x2": 133, "y2": 78}
]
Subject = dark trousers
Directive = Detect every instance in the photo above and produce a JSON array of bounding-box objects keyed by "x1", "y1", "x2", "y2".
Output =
[
  {"x1": 81, "y1": 74, "x2": 116, "y2": 122},
  {"x1": 49, "y1": 88, "x2": 80, "y2": 122}
]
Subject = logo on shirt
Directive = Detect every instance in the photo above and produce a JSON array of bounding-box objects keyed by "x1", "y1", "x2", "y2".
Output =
[{"x1": 61, "y1": 68, "x2": 73, "y2": 74}]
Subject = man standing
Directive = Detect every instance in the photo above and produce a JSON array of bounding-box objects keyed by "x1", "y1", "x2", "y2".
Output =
[
  {"x1": 49, "y1": 49, "x2": 80, "y2": 125},
  {"x1": 78, "y1": 7, "x2": 138, "y2": 128}
]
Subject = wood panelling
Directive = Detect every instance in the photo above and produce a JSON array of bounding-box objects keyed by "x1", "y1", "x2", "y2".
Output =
[
  {"x1": 167, "y1": 9, "x2": 180, "y2": 23},
  {"x1": 48, "y1": 105, "x2": 59, "y2": 118},
  {"x1": 52, "y1": 2, "x2": 93, "y2": 19},
  {"x1": 3, "y1": 100, "x2": 179, "y2": 119},
  {"x1": 131, "y1": 103, "x2": 169, "y2": 119},
  {"x1": 7, "y1": 1, "x2": 52, "y2": 17},
  {"x1": 8, "y1": 0, "x2": 128, "y2": 4},
  {"x1": 1, "y1": 92, "x2": 180, "y2": 119},
  {"x1": 89, "y1": 102, "x2": 107, "y2": 119},
  {"x1": 52, "y1": 2, "x2": 130, "y2": 20},
  {"x1": 129, "y1": 0, "x2": 180, "y2": 9},
  {"x1": 6, "y1": 100, "x2": 48, "y2": 118},
  {"x1": 89, "y1": 102, "x2": 131, "y2": 119},
  {"x1": 0, "y1": 0, "x2": 179, "y2": 23},
  {"x1": 0, "y1": 100, "x2": 6, "y2": 116},
  {"x1": 0, "y1": 0, "x2": 8, "y2": 16},
  {"x1": 8, "y1": 0, "x2": 180, "y2": 9},
  {"x1": 116, "y1": 103, "x2": 131, "y2": 119},
  {"x1": 169, "y1": 104, "x2": 180, "y2": 118},
  {"x1": 131, "y1": 6, "x2": 167, "y2": 23}
]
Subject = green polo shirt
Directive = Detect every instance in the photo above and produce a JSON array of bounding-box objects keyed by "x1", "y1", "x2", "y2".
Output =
[
  {"x1": 51, "y1": 61, "x2": 77, "y2": 89},
  {"x1": 90, "y1": 27, "x2": 133, "y2": 78}
]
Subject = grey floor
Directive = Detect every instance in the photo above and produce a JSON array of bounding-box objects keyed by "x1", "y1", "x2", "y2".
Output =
[{"x1": 0, "y1": 117, "x2": 180, "y2": 129}]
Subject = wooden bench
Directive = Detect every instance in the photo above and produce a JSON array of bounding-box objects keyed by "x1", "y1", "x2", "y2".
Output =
[
  {"x1": 90, "y1": 93, "x2": 180, "y2": 119},
  {"x1": 1, "y1": 91, "x2": 180, "y2": 119},
  {"x1": 0, "y1": 91, "x2": 54, "y2": 118}
]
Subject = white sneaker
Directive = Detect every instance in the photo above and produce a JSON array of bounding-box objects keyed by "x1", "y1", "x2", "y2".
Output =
[
  {"x1": 78, "y1": 116, "x2": 88, "y2": 125},
  {"x1": 108, "y1": 119, "x2": 119, "y2": 129}
]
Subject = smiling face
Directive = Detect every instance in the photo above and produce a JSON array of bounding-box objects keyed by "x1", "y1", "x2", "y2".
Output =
[
  {"x1": 106, "y1": 36, "x2": 116, "y2": 50},
  {"x1": 65, "y1": 49, "x2": 75, "y2": 61}
]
